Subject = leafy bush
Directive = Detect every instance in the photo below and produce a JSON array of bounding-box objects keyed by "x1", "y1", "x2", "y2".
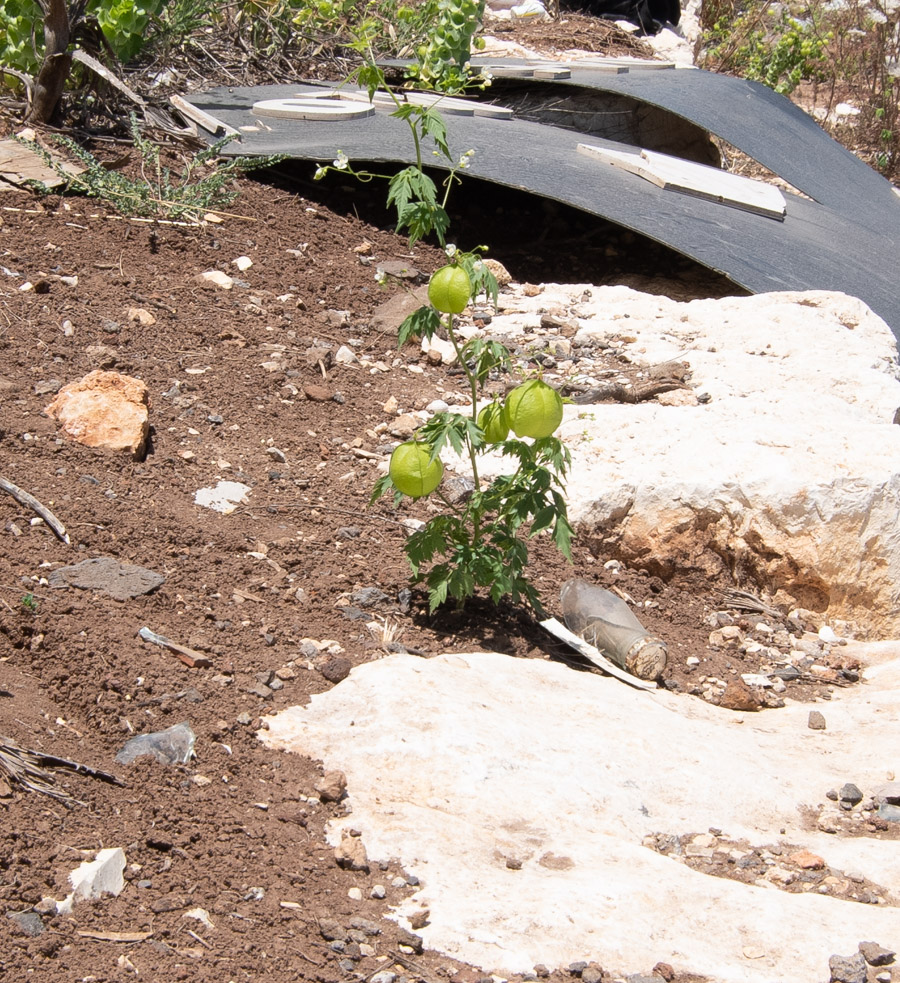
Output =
[
  {"x1": 701, "y1": 2, "x2": 830, "y2": 94},
  {"x1": 372, "y1": 253, "x2": 573, "y2": 614},
  {"x1": 700, "y1": 0, "x2": 900, "y2": 176},
  {"x1": 0, "y1": 0, "x2": 166, "y2": 74},
  {"x1": 405, "y1": 0, "x2": 488, "y2": 93}
]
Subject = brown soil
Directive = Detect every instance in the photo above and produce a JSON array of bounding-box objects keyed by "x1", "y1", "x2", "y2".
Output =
[{"x1": 0, "y1": 18, "x2": 870, "y2": 983}]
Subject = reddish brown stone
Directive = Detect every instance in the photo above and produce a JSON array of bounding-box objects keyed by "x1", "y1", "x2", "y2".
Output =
[
  {"x1": 788, "y1": 849, "x2": 825, "y2": 869},
  {"x1": 719, "y1": 678, "x2": 763, "y2": 712}
]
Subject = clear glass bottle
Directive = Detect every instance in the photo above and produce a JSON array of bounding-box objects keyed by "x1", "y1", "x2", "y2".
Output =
[{"x1": 560, "y1": 578, "x2": 667, "y2": 680}]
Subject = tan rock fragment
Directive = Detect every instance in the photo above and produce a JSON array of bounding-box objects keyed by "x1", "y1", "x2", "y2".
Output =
[
  {"x1": 788, "y1": 849, "x2": 825, "y2": 869},
  {"x1": 127, "y1": 306, "x2": 156, "y2": 326},
  {"x1": 334, "y1": 830, "x2": 369, "y2": 872},
  {"x1": 44, "y1": 370, "x2": 150, "y2": 459},
  {"x1": 315, "y1": 770, "x2": 347, "y2": 803}
]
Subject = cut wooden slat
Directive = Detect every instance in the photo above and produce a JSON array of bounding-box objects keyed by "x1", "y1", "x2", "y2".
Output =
[
  {"x1": 576, "y1": 57, "x2": 677, "y2": 72},
  {"x1": 169, "y1": 95, "x2": 240, "y2": 137},
  {"x1": 577, "y1": 142, "x2": 786, "y2": 219},
  {"x1": 301, "y1": 86, "x2": 514, "y2": 120},
  {"x1": 481, "y1": 64, "x2": 535, "y2": 78}
]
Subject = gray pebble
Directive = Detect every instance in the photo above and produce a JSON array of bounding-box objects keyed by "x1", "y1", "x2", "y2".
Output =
[
  {"x1": 349, "y1": 916, "x2": 383, "y2": 936},
  {"x1": 6, "y1": 910, "x2": 44, "y2": 937},
  {"x1": 840, "y1": 783, "x2": 863, "y2": 805},
  {"x1": 858, "y1": 940, "x2": 896, "y2": 966},
  {"x1": 829, "y1": 952, "x2": 867, "y2": 983},
  {"x1": 808, "y1": 710, "x2": 827, "y2": 730},
  {"x1": 351, "y1": 587, "x2": 391, "y2": 607}
]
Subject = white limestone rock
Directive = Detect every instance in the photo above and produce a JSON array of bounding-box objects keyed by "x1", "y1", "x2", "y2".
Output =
[
  {"x1": 480, "y1": 287, "x2": 900, "y2": 635},
  {"x1": 261, "y1": 648, "x2": 900, "y2": 983}
]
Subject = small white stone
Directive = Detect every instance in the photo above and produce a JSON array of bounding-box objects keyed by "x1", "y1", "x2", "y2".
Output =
[
  {"x1": 335, "y1": 345, "x2": 358, "y2": 365},
  {"x1": 370, "y1": 884, "x2": 386, "y2": 899},
  {"x1": 427, "y1": 399, "x2": 450, "y2": 414},
  {"x1": 741, "y1": 673, "x2": 772, "y2": 688},
  {"x1": 194, "y1": 480, "x2": 251, "y2": 514},
  {"x1": 197, "y1": 270, "x2": 234, "y2": 289},
  {"x1": 69, "y1": 848, "x2": 126, "y2": 902},
  {"x1": 348, "y1": 887, "x2": 363, "y2": 900},
  {"x1": 233, "y1": 256, "x2": 253, "y2": 272},
  {"x1": 818, "y1": 625, "x2": 839, "y2": 643}
]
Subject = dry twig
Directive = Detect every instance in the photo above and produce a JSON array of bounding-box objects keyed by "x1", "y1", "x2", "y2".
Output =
[
  {"x1": 0, "y1": 736, "x2": 123, "y2": 806},
  {"x1": 0, "y1": 475, "x2": 70, "y2": 544}
]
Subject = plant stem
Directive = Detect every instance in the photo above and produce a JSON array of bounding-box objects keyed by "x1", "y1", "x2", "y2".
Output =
[{"x1": 444, "y1": 313, "x2": 482, "y2": 496}]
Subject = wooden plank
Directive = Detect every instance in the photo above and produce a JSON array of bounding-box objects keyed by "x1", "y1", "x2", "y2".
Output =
[
  {"x1": 0, "y1": 138, "x2": 80, "y2": 191},
  {"x1": 533, "y1": 68, "x2": 572, "y2": 80},
  {"x1": 576, "y1": 57, "x2": 677, "y2": 71},
  {"x1": 300, "y1": 86, "x2": 514, "y2": 120},
  {"x1": 577, "y1": 142, "x2": 786, "y2": 219},
  {"x1": 169, "y1": 95, "x2": 240, "y2": 138}
]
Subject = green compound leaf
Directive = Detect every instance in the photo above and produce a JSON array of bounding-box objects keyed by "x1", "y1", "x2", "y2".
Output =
[{"x1": 398, "y1": 305, "x2": 442, "y2": 348}]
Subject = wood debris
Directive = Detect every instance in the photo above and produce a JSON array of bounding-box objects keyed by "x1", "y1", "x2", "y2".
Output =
[{"x1": 0, "y1": 736, "x2": 124, "y2": 806}]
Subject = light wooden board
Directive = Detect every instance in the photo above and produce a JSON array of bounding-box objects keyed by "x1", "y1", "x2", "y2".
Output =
[
  {"x1": 577, "y1": 142, "x2": 786, "y2": 219},
  {"x1": 169, "y1": 94, "x2": 240, "y2": 137},
  {"x1": 0, "y1": 139, "x2": 79, "y2": 191},
  {"x1": 575, "y1": 57, "x2": 677, "y2": 71}
]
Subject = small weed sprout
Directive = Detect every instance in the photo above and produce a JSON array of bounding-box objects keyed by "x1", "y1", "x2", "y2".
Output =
[{"x1": 21, "y1": 593, "x2": 38, "y2": 614}]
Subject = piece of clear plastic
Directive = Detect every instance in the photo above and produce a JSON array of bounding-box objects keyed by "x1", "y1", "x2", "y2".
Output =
[
  {"x1": 560, "y1": 579, "x2": 667, "y2": 680},
  {"x1": 115, "y1": 721, "x2": 196, "y2": 766}
]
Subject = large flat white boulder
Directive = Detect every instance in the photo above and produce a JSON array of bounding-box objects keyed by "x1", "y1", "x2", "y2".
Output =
[
  {"x1": 475, "y1": 287, "x2": 900, "y2": 635},
  {"x1": 261, "y1": 649, "x2": 900, "y2": 983}
]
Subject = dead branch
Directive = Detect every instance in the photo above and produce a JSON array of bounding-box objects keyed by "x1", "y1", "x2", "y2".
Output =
[
  {"x1": 0, "y1": 475, "x2": 71, "y2": 544},
  {"x1": 0, "y1": 735, "x2": 124, "y2": 806},
  {"x1": 567, "y1": 362, "x2": 691, "y2": 404},
  {"x1": 0, "y1": 68, "x2": 34, "y2": 113}
]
